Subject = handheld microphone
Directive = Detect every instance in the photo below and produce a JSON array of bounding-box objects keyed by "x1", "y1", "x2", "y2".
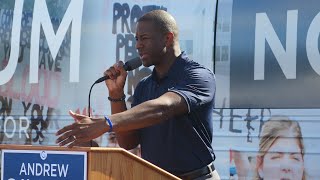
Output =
[
  {"x1": 88, "y1": 57, "x2": 142, "y2": 118},
  {"x1": 95, "y1": 57, "x2": 142, "y2": 83}
]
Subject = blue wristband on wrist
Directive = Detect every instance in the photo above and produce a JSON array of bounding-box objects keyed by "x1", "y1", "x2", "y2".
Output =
[{"x1": 104, "y1": 116, "x2": 113, "y2": 132}]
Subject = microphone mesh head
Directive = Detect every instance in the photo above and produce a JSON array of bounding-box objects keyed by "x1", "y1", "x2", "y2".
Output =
[{"x1": 124, "y1": 57, "x2": 142, "y2": 71}]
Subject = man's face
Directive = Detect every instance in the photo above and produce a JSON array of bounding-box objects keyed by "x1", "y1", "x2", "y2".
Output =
[
  {"x1": 259, "y1": 138, "x2": 304, "y2": 180},
  {"x1": 135, "y1": 21, "x2": 166, "y2": 67}
]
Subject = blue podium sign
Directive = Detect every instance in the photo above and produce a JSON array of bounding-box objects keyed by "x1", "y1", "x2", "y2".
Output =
[{"x1": 1, "y1": 149, "x2": 87, "y2": 180}]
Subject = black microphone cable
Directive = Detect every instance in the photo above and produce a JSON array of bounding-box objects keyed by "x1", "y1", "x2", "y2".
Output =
[{"x1": 88, "y1": 81, "x2": 97, "y2": 117}]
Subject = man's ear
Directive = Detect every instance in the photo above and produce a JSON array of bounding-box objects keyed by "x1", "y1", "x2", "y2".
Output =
[
  {"x1": 165, "y1": 32, "x2": 174, "y2": 46},
  {"x1": 256, "y1": 156, "x2": 264, "y2": 178}
]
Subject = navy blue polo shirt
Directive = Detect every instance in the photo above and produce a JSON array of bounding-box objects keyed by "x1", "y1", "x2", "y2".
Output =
[{"x1": 131, "y1": 52, "x2": 216, "y2": 175}]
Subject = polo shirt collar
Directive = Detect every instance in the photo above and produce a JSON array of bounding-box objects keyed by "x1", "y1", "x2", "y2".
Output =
[{"x1": 151, "y1": 51, "x2": 187, "y2": 83}]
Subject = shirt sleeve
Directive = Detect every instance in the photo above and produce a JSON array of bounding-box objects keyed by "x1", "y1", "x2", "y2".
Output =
[{"x1": 168, "y1": 67, "x2": 216, "y2": 113}]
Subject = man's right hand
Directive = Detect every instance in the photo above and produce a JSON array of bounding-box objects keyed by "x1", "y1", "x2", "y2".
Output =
[{"x1": 103, "y1": 61, "x2": 127, "y2": 96}]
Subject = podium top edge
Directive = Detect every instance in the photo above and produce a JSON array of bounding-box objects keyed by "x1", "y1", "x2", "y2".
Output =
[
  {"x1": 0, "y1": 144, "x2": 92, "y2": 152},
  {"x1": 0, "y1": 145, "x2": 132, "y2": 153}
]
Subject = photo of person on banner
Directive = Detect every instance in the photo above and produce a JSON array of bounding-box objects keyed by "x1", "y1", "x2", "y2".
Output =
[
  {"x1": 231, "y1": 116, "x2": 306, "y2": 180},
  {"x1": 255, "y1": 117, "x2": 306, "y2": 180}
]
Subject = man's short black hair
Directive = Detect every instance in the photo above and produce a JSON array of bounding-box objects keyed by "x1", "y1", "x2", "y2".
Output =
[{"x1": 138, "y1": 10, "x2": 179, "y2": 41}]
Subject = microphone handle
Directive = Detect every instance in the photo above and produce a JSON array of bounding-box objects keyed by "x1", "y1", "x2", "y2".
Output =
[
  {"x1": 90, "y1": 58, "x2": 140, "y2": 116},
  {"x1": 94, "y1": 59, "x2": 135, "y2": 84}
]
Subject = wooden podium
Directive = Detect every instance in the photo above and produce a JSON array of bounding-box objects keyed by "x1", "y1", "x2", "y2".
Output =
[{"x1": 0, "y1": 145, "x2": 180, "y2": 180}]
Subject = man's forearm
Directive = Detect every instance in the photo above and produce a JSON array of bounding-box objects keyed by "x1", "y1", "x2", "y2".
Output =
[
  {"x1": 110, "y1": 92, "x2": 188, "y2": 133},
  {"x1": 110, "y1": 101, "x2": 127, "y2": 114},
  {"x1": 109, "y1": 98, "x2": 139, "y2": 149}
]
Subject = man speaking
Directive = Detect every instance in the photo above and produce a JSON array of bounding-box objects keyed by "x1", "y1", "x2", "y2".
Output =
[{"x1": 56, "y1": 10, "x2": 220, "y2": 180}]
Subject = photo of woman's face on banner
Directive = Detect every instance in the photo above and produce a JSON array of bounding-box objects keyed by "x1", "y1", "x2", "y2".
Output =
[
  {"x1": 215, "y1": 110, "x2": 320, "y2": 180},
  {"x1": 255, "y1": 118, "x2": 305, "y2": 180}
]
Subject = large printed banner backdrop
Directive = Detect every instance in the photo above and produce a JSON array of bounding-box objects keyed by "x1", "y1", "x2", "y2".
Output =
[
  {"x1": 0, "y1": 0, "x2": 215, "y2": 146},
  {"x1": 229, "y1": 0, "x2": 320, "y2": 108},
  {"x1": 1, "y1": 0, "x2": 320, "y2": 179},
  {"x1": 212, "y1": 0, "x2": 320, "y2": 179}
]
